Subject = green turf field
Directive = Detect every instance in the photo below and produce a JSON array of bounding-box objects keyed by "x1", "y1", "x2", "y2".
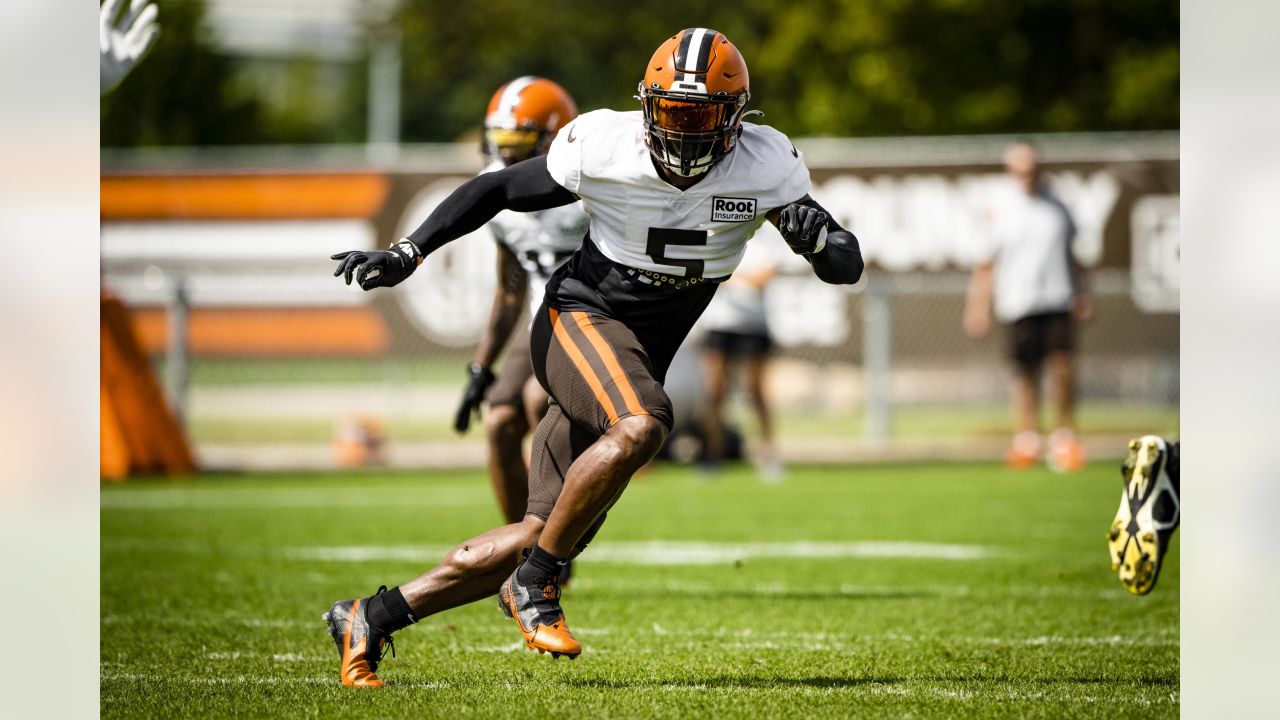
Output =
[{"x1": 101, "y1": 462, "x2": 1179, "y2": 718}]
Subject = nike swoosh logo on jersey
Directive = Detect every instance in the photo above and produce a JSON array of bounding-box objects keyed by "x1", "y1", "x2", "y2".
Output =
[
  {"x1": 567, "y1": 125, "x2": 578, "y2": 143},
  {"x1": 790, "y1": 144, "x2": 799, "y2": 157}
]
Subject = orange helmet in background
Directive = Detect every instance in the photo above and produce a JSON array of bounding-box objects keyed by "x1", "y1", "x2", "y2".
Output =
[
  {"x1": 483, "y1": 76, "x2": 578, "y2": 165},
  {"x1": 638, "y1": 28, "x2": 751, "y2": 177}
]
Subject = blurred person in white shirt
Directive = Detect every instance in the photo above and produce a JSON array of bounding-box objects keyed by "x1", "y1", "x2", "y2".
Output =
[
  {"x1": 699, "y1": 238, "x2": 785, "y2": 481},
  {"x1": 965, "y1": 141, "x2": 1092, "y2": 472}
]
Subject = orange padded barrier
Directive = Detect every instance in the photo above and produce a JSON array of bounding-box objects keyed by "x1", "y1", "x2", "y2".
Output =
[
  {"x1": 101, "y1": 293, "x2": 196, "y2": 480},
  {"x1": 130, "y1": 307, "x2": 391, "y2": 357},
  {"x1": 100, "y1": 173, "x2": 390, "y2": 220}
]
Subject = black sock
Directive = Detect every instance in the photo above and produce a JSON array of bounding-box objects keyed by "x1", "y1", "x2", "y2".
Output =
[
  {"x1": 517, "y1": 545, "x2": 568, "y2": 586},
  {"x1": 365, "y1": 586, "x2": 417, "y2": 633}
]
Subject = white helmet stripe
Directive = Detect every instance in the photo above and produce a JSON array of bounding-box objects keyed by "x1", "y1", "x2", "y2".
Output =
[
  {"x1": 678, "y1": 28, "x2": 709, "y2": 83},
  {"x1": 490, "y1": 76, "x2": 538, "y2": 128}
]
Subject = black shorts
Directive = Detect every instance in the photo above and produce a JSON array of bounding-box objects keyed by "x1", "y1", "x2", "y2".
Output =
[
  {"x1": 485, "y1": 324, "x2": 534, "y2": 412},
  {"x1": 1008, "y1": 311, "x2": 1074, "y2": 374},
  {"x1": 704, "y1": 329, "x2": 772, "y2": 359},
  {"x1": 523, "y1": 237, "x2": 718, "y2": 520}
]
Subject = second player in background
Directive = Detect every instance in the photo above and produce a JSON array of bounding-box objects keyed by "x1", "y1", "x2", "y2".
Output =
[{"x1": 454, "y1": 78, "x2": 589, "y2": 586}]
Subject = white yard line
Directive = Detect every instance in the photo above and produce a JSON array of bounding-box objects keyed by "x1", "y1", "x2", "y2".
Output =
[
  {"x1": 103, "y1": 614, "x2": 314, "y2": 629},
  {"x1": 101, "y1": 488, "x2": 482, "y2": 511},
  {"x1": 204, "y1": 651, "x2": 327, "y2": 662},
  {"x1": 283, "y1": 545, "x2": 454, "y2": 561},
  {"x1": 283, "y1": 540, "x2": 999, "y2": 564},
  {"x1": 101, "y1": 672, "x2": 335, "y2": 686}
]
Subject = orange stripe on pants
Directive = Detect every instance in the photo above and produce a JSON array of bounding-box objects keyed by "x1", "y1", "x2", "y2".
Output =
[
  {"x1": 570, "y1": 312, "x2": 648, "y2": 418},
  {"x1": 548, "y1": 309, "x2": 620, "y2": 424}
]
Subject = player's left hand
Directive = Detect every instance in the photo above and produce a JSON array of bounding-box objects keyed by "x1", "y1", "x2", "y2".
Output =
[
  {"x1": 331, "y1": 240, "x2": 423, "y2": 290},
  {"x1": 778, "y1": 203, "x2": 829, "y2": 255},
  {"x1": 454, "y1": 364, "x2": 496, "y2": 433}
]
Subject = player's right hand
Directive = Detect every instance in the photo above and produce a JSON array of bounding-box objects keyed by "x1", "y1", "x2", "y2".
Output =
[
  {"x1": 331, "y1": 239, "x2": 423, "y2": 290},
  {"x1": 454, "y1": 364, "x2": 496, "y2": 433}
]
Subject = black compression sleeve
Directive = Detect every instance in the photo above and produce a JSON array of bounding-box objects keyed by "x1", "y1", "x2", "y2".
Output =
[
  {"x1": 809, "y1": 226, "x2": 864, "y2": 285},
  {"x1": 404, "y1": 155, "x2": 579, "y2": 256},
  {"x1": 799, "y1": 198, "x2": 864, "y2": 285}
]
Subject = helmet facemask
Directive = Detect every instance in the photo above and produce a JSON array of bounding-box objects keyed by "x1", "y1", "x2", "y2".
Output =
[{"x1": 640, "y1": 84, "x2": 748, "y2": 177}]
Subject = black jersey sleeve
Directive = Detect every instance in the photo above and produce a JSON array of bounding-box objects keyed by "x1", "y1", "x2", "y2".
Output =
[{"x1": 405, "y1": 155, "x2": 579, "y2": 256}]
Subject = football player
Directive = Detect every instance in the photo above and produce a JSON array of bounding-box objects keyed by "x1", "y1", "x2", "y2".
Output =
[
  {"x1": 325, "y1": 28, "x2": 864, "y2": 687},
  {"x1": 1108, "y1": 435, "x2": 1180, "y2": 595},
  {"x1": 454, "y1": 78, "x2": 590, "y2": 557}
]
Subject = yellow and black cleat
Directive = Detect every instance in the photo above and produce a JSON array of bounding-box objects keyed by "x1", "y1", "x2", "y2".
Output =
[
  {"x1": 1108, "y1": 436, "x2": 1180, "y2": 595},
  {"x1": 499, "y1": 571, "x2": 581, "y2": 659},
  {"x1": 323, "y1": 587, "x2": 397, "y2": 687}
]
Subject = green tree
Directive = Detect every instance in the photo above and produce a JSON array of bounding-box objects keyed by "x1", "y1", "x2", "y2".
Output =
[
  {"x1": 396, "y1": 0, "x2": 1177, "y2": 141},
  {"x1": 101, "y1": 0, "x2": 267, "y2": 146},
  {"x1": 101, "y1": 0, "x2": 367, "y2": 146},
  {"x1": 102, "y1": 0, "x2": 1178, "y2": 147}
]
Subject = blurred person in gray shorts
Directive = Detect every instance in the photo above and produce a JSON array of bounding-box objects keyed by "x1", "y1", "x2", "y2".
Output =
[
  {"x1": 699, "y1": 239, "x2": 784, "y2": 480},
  {"x1": 964, "y1": 141, "x2": 1092, "y2": 472}
]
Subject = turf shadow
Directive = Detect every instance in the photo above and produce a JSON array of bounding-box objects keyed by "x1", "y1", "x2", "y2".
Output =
[
  {"x1": 563, "y1": 673, "x2": 1178, "y2": 690},
  {"x1": 563, "y1": 676, "x2": 898, "y2": 690},
  {"x1": 579, "y1": 588, "x2": 936, "y2": 602}
]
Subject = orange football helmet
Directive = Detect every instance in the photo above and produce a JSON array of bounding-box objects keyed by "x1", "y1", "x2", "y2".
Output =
[
  {"x1": 638, "y1": 28, "x2": 750, "y2": 177},
  {"x1": 484, "y1": 76, "x2": 578, "y2": 165}
]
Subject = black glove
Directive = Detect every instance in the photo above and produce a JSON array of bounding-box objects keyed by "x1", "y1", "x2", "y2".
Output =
[
  {"x1": 454, "y1": 363, "x2": 496, "y2": 433},
  {"x1": 331, "y1": 239, "x2": 423, "y2": 290},
  {"x1": 777, "y1": 203, "x2": 829, "y2": 255}
]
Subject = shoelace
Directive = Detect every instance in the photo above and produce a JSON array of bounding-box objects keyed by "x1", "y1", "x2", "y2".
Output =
[{"x1": 372, "y1": 585, "x2": 396, "y2": 660}]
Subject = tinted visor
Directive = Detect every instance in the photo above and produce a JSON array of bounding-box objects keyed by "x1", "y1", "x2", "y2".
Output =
[
  {"x1": 651, "y1": 97, "x2": 727, "y2": 133},
  {"x1": 485, "y1": 127, "x2": 542, "y2": 163}
]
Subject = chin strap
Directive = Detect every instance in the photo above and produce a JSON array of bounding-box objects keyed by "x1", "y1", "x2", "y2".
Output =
[{"x1": 671, "y1": 162, "x2": 712, "y2": 178}]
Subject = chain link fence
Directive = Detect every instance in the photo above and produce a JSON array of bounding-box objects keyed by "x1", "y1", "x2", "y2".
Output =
[
  {"x1": 101, "y1": 133, "x2": 1179, "y2": 469},
  {"x1": 102, "y1": 266, "x2": 1176, "y2": 470}
]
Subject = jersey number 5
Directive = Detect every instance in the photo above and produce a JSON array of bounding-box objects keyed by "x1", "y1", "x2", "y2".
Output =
[{"x1": 646, "y1": 228, "x2": 708, "y2": 279}]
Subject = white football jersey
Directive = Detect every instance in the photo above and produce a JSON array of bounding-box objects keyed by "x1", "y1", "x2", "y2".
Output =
[
  {"x1": 481, "y1": 161, "x2": 591, "y2": 314},
  {"x1": 545, "y1": 109, "x2": 810, "y2": 280}
]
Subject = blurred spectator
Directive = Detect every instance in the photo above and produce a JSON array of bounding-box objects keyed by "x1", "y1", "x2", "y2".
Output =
[
  {"x1": 964, "y1": 141, "x2": 1092, "y2": 472},
  {"x1": 699, "y1": 239, "x2": 784, "y2": 481},
  {"x1": 100, "y1": 0, "x2": 160, "y2": 95}
]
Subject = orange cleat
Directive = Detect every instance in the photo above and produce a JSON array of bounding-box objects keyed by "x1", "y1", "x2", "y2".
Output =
[
  {"x1": 1005, "y1": 445, "x2": 1039, "y2": 469},
  {"x1": 1048, "y1": 429, "x2": 1087, "y2": 473},
  {"x1": 1005, "y1": 431, "x2": 1041, "y2": 469},
  {"x1": 499, "y1": 570, "x2": 581, "y2": 658},
  {"x1": 323, "y1": 587, "x2": 397, "y2": 687}
]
